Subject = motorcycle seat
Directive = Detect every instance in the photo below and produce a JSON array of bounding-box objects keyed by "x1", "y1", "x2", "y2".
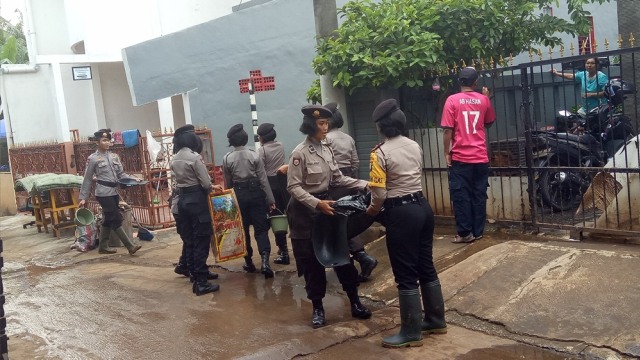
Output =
[{"x1": 554, "y1": 133, "x2": 598, "y2": 145}]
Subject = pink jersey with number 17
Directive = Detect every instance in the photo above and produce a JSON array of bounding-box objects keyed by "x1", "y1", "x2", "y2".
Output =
[{"x1": 440, "y1": 91, "x2": 496, "y2": 163}]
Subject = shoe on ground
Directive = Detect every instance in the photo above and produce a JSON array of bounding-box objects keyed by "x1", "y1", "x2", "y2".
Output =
[
  {"x1": 351, "y1": 302, "x2": 372, "y2": 319},
  {"x1": 474, "y1": 235, "x2": 483, "y2": 241},
  {"x1": 452, "y1": 234, "x2": 475, "y2": 243},
  {"x1": 311, "y1": 308, "x2": 326, "y2": 328},
  {"x1": 128, "y1": 245, "x2": 142, "y2": 255},
  {"x1": 99, "y1": 248, "x2": 117, "y2": 254}
]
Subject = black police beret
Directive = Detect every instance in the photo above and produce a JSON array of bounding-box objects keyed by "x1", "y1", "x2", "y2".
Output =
[
  {"x1": 93, "y1": 128, "x2": 112, "y2": 140},
  {"x1": 257, "y1": 123, "x2": 275, "y2": 136},
  {"x1": 227, "y1": 123, "x2": 244, "y2": 139},
  {"x1": 301, "y1": 105, "x2": 332, "y2": 119},
  {"x1": 372, "y1": 99, "x2": 400, "y2": 123},
  {"x1": 174, "y1": 124, "x2": 195, "y2": 137},
  {"x1": 459, "y1": 67, "x2": 478, "y2": 81}
]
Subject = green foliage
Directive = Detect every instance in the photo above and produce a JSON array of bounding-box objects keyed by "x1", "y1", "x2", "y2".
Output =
[
  {"x1": 0, "y1": 12, "x2": 28, "y2": 64},
  {"x1": 312, "y1": 0, "x2": 609, "y2": 93},
  {"x1": 306, "y1": 78, "x2": 322, "y2": 104}
]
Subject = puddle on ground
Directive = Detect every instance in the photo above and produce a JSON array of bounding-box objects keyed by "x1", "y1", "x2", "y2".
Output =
[
  {"x1": 456, "y1": 344, "x2": 580, "y2": 360},
  {"x1": 5, "y1": 263, "x2": 383, "y2": 359}
]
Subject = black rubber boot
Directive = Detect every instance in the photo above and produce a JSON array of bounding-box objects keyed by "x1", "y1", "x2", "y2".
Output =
[
  {"x1": 354, "y1": 250, "x2": 378, "y2": 282},
  {"x1": 243, "y1": 256, "x2": 257, "y2": 273},
  {"x1": 420, "y1": 280, "x2": 447, "y2": 334},
  {"x1": 114, "y1": 227, "x2": 141, "y2": 255},
  {"x1": 261, "y1": 252, "x2": 274, "y2": 279},
  {"x1": 98, "y1": 226, "x2": 117, "y2": 254},
  {"x1": 382, "y1": 289, "x2": 424, "y2": 348},
  {"x1": 192, "y1": 275, "x2": 220, "y2": 296}
]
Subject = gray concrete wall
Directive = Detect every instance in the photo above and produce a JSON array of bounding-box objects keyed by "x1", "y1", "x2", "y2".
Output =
[{"x1": 123, "y1": 0, "x2": 325, "y2": 163}]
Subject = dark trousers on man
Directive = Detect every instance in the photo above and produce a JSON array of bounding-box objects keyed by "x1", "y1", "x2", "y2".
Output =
[
  {"x1": 449, "y1": 161, "x2": 490, "y2": 238},
  {"x1": 291, "y1": 238, "x2": 359, "y2": 301},
  {"x1": 235, "y1": 186, "x2": 271, "y2": 257},
  {"x1": 384, "y1": 197, "x2": 438, "y2": 291}
]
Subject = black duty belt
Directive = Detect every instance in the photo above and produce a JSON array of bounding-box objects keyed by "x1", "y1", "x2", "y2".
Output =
[
  {"x1": 97, "y1": 180, "x2": 118, "y2": 188},
  {"x1": 178, "y1": 185, "x2": 204, "y2": 194},
  {"x1": 384, "y1": 191, "x2": 424, "y2": 209},
  {"x1": 234, "y1": 178, "x2": 260, "y2": 190}
]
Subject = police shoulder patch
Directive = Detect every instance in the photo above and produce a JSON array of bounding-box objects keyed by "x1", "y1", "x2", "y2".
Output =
[{"x1": 292, "y1": 158, "x2": 301, "y2": 166}]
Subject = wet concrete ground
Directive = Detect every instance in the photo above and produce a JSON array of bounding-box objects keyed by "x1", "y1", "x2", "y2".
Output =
[{"x1": 1, "y1": 213, "x2": 634, "y2": 359}]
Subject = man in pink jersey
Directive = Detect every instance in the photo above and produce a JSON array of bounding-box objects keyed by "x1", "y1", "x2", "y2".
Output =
[{"x1": 441, "y1": 67, "x2": 496, "y2": 243}]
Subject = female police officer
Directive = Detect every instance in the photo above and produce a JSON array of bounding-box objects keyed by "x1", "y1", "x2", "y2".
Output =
[
  {"x1": 256, "y1": 122, "x2": 291, "y2": 265},
  {"x1": 171, "y1": 129, "x2": 220, "y2": 283},
  {"x1": 171, "y1": 125, "x2": 221, "y2": 295},
  {"x1": 365, "y1": 99, "x2": 446, "y2": 348},
  {"x1": 223, "y1": 124, "x2": 276, "y2": 278},
  {"x1": 287, "y1": 104, "x2": 371, "y2": 329},
  {"x1": 78, "y1": 129, "x2": 142, "y2": 256}
]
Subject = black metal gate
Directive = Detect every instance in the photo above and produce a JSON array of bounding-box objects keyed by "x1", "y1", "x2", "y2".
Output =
[{"x1": 399, "y1": 43, "x2": 640, "y2": 238}]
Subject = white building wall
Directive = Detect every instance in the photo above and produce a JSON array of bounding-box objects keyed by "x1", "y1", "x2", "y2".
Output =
[
  {"x1": 2, "y1": 66, "x2": 58, "y2": 144},
  {"x1": 30, "y1": 0, "x2": 72, "y2": 56},
  {"x1": 61, "y1": 63, "x2": 100, "y2": 137},
  {"x1": 97, "y1": 62, "x2": 160, "y2": 133}
]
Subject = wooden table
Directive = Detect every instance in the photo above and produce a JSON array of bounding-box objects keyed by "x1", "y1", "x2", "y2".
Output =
[{"x1": 31, "y1": 189, "x2": 79, "y2": 237}]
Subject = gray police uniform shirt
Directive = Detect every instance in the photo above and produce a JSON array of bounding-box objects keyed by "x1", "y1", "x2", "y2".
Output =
[
  {"x1": 287, "y1": 137, "x2": 367, "y2": 210},
  {"x1": 79, "y1": 150, "x2": 130, "y2": 200},
  {"x1": 170, "y1": 147, "x2": 212, "y2": 192},
  {"x1": 223, "y1": 146, "x2": 275, "y2": 205},
  {"x1": 368, "y1": 136, "x2": 423, "y2": 211},
  {"x1": 257, "y1": 141, "x2": 285, "y2": 176},
  {"x1": 326, "y1": 129, "x2": 359, "y2": 176}
]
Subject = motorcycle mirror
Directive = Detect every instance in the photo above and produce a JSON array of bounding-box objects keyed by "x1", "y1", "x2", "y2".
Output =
[{"x1": 558, "y1": 110, "x2": 571, "y2": 117}]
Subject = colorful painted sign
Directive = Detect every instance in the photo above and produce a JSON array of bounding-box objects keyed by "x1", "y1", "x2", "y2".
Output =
[{"x1": 209, "y1": 189, "x2": 246, "y2": 263}]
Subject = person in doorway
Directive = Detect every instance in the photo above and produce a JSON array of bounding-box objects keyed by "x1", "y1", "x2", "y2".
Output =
[
  {"x1": 442, "y1": 67, "x2": 496, "y2": 243},
  {"x1": 287, "y1": 104, "x2": 371, "y2": 329},
  {"x1": 257, "y1": 122, "x2": 291, "y2": 265},
  {"x1": 171, "y1": 125, "x2": 221, "y2": 295},
  {"x1": 324, "y1": 102, "x2": 378, "y2": 282},
  {"x1": 366, "y1": 99, "x2": 446, "y2": 348},
  {"x1": 551, "y1": 57, "x2": 609, "y2": 114},
  {"x1": 78, "y1": 129, "x2": 142, "y2": 256},
  {"x1": 223, "y1": 124, "x2": 276, "y2": 279},
  {"x1": 170, "y1": 129, "x2": 220, "y2": 283}
]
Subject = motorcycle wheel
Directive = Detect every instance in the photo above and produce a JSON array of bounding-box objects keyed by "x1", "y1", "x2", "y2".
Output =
[{"x1": 539, "y1": 170, "x2": 584, "y2": 212}]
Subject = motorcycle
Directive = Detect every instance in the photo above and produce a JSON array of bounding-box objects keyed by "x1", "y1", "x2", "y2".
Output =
[{"x1": 534, "y1": 78, "x2": 636, "y2": 212}]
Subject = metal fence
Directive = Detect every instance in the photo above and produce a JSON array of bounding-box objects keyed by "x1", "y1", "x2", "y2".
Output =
[{"x1": 400, "y1": 44, "x2": 640, "y2": 238}]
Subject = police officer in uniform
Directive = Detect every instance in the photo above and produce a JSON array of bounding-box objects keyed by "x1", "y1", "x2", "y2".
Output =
[
  {"x1": 79, "y1": 129, "x2": 142, "y2": 256},
  {"x1": 171, "y1": 125, "x2": 220, "y2": 295},
  {"x1": 324, "y1": 102, "x2": 378, "y2": 282},
  {"x1": 257, "y1": 123, "x2": 291, "y2": 265},
  {"x1": 223, "y1": 124, "x2": 276, "y2": 279},
  {"x1": 287, "y1": 105, "x2": 372, "y2": 329},
  {"x1": 366, "y1": 99, "x2": 446, "y2": 348},
  {"x1": 171, "y1": 130, "x2": 220, "y2": 283}
]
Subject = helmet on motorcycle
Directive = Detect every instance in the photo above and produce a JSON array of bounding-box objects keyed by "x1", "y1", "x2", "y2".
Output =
[{"x1": 604, "y1": 78, "x2": 636, "y2": 106}]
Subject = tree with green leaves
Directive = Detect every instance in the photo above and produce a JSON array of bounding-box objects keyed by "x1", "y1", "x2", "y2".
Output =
[
  {"x1": 0, "y1": 10, "x2": 28, "y2": 64},
  {"x1": 309, "y1": 0, "x2": 608, "y2": 97}
]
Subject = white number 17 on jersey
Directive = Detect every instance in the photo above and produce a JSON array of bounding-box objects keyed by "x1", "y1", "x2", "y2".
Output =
[{"x1": 462, "y1": 111, "x2": 480, "y2": 135}]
